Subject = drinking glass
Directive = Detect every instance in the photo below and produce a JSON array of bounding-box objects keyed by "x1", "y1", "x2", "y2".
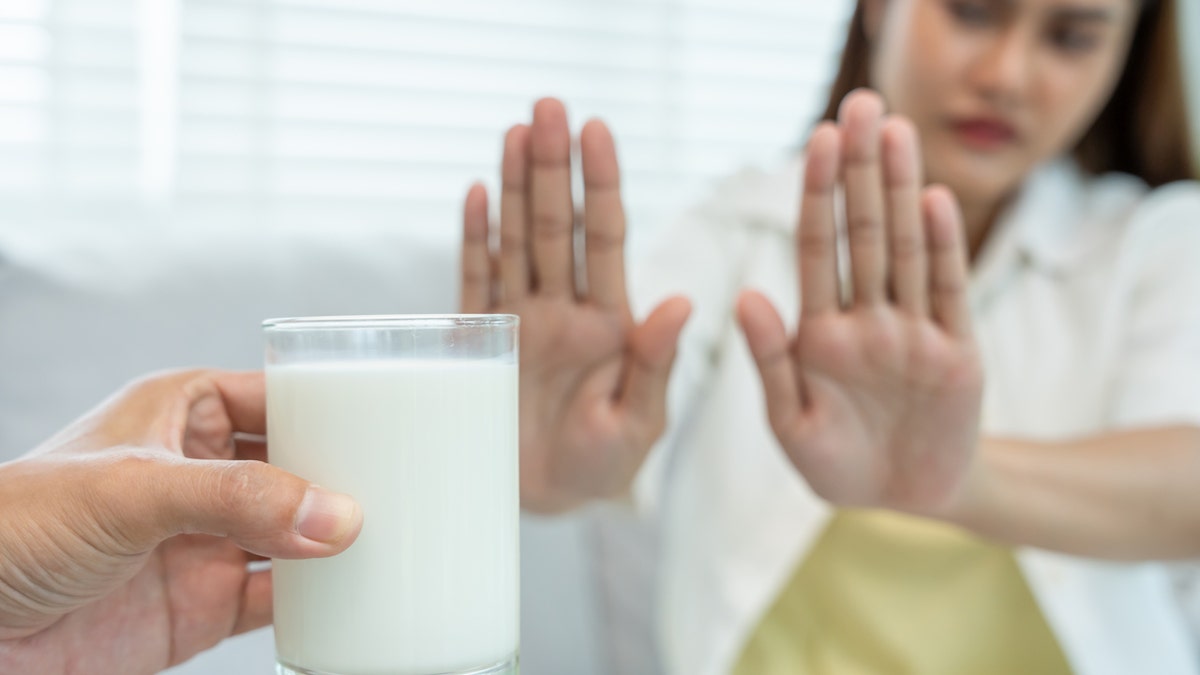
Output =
[{"x1": 264, "y1": 314, "x2": 519, "y2": 675}]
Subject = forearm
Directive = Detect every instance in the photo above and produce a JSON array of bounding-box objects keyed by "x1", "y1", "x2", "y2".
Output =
[{"x1": 943, "y1": 426, "x2": 1200, "y2": 560}]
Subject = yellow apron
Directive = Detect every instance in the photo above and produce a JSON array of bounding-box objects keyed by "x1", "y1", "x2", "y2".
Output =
[{"x1": 734, "y1": 510, "x2": 1073, "y2": 674}]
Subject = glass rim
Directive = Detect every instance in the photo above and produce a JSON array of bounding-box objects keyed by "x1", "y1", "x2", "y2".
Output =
[{"x1": 262, "y1": 314, "x2": 518, "y2": 332}]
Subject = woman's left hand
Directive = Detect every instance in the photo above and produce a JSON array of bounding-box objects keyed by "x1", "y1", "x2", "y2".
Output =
[{"x1": 737, "y1": 89, "x2": 984, "y2": 516}]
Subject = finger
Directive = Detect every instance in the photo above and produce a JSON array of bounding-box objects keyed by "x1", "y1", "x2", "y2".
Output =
[
  {"x1": 581, "y1": 119, "x2": 631, "y2": 314},
  {"x1": 461, "y1": 182, "x2": 492, "y2": 313},
  {"x1": 736, "y1": 290, "x2": 803, "y2": 441},
  {"x1": 500, "y1": 124, "x2": 532, "y2": 302},
  {"x1": 839, "y1": 90, "x2": 888, "y2": 306},
  {"x1": 617, "y1": 296, "x2": 692, "y2": 439},
  {"x1": 107, "y1": 455, "x2": 363, "y2": 560},
  {"x1": 84, "y1": 370, "x2": 264, "y2": 458},
  {"x1": 923, "y1": 185, "x2": 973, "y2": 337},
  {"x1": 529, "y1": 98, "x2": 576, "y2": 297},
  {"x1": 882, "y1": 116, "x2": 928, "y2": 316},
  {"x1": 209, "y1": 371, "x2": 266, "y2": 436},
  {"x1": 799, "y1": 122, "x2": 842, "y2": 317},
  {"x1": 178, "y1": 371, "x2": 266, "y2": 453},
  {"x1": 233, "y1": 433, "x2": 267, "y2": 463},
  {"x1": 232, "y1": 568, "x2": 273, "y2": 635}
]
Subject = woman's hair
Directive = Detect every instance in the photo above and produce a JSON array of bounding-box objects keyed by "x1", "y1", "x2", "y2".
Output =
[{"x1": 819, "y1": 0, "x2": 1197, "y2": 186}]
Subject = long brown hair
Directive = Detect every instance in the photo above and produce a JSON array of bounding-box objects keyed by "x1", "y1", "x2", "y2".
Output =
[{"x1": 819, "y1": 0, "x2": 1197, "y2": 187}]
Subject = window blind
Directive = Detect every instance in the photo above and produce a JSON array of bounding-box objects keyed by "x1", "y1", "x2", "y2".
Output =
[{"x1": 1, "y1": 0, "x2": 854, "y2": 244}]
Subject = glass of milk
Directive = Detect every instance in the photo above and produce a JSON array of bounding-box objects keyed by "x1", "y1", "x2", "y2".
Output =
[{"x1": 264, "y1": 315, "x2": 519, "y2": 675}]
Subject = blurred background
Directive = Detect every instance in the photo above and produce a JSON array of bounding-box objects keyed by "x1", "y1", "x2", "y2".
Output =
[
  {"x1": 0, "y1": 0, "x2": 856, "y2": 250},
  {"x1": 0, "y1": 1, "x2": 1197, "y2": 674}
]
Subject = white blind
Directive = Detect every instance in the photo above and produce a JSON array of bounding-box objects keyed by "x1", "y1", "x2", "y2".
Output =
[
  {"x1": 0, "y1": 0, "x2": 140, "y2": 208},
  {"x1": 0, "y1": 0, "x2": 853, "y2": 242}
]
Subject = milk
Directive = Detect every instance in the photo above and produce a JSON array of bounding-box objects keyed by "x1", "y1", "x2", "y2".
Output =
[{"x1": 267, "y1": 359, "x2": 519, "y2": 675}]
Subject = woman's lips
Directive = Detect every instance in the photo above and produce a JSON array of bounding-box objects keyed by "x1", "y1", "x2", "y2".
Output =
[{"x1": 951, "y1": 117, "x2": 1019, "y2": 151}]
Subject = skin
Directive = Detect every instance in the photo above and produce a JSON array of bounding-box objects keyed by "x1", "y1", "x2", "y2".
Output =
[
  {"x1": 463, "y1": 94, "x2": 981, "y2": 517},
  {"x1": 462, "y1": 0, "x2": 1200, "y2": 558},
  {"x1": 866, "y1": 0, "x2": 1140, "y2": 252},
  {"x1": 0, "y1": 371, "x2": 363, "y2": 674}
]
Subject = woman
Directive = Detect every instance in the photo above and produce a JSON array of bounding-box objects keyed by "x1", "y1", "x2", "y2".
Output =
[{"x1": 461, "y1": 0, "x2": 1200, "y2": 673}]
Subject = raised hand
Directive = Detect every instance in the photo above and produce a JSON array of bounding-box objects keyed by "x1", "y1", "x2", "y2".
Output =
[
  {"x1": 737, "y1": 90, "x2": 984, "y2": 515},
  {"x1": 461, "y1": 99, "x2": 691, "y2": 514}
]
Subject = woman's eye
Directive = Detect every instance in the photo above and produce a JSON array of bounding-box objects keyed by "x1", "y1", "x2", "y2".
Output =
[
  {"x1": 1050, "y1": 25, "x2": 1100, "y2": 54},
  {"x1": 947, "y1": 0, "x2": 995, "y2": 26}
]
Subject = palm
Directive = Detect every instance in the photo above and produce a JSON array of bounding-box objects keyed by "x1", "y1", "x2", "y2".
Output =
[
  {"x1": 507, "y1": 298, "x2": 631, "y2": 508},
  {"x1": 154, "y1": 535, "x2": 265, "y2": 666},
  {"x1": 461, "y1": 100, "x2": 689, "y2": 513},
  {"x1": 738, "y1": 92, "x2": 982, "y2": 515},
  {"x1": 789, "y1": 312, "x2": 981, "y2": 510},
  {"x1": 24, "y1": 536, "x2": 257, "y2": 674}
]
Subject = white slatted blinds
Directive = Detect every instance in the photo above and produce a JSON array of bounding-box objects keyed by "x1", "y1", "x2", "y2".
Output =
[{"x1": 1, "y1": 0, "x2": 854, "y2": 242}]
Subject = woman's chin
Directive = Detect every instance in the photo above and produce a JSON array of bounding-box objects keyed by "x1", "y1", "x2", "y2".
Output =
[{"x1": 926, "y1": 149, "x2": 1029, "y2": 208}]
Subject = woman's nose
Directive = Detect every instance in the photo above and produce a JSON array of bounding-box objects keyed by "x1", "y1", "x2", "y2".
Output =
[{"x1": 968, "y1": 28, "x2": 1034, "y2": 106}]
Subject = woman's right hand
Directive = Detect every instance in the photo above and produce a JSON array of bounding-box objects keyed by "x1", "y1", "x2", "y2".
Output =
[{"x1": 460, "y1": 99, "x2": 691, "y2": 514}]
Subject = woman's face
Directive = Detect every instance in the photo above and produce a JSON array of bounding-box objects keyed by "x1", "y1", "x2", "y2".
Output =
[{"x1": 868, "y1": 0, "x2": 1140, "y2": 205}]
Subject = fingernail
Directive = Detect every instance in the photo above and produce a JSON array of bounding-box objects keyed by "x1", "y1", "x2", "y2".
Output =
[{"x1": 295, "y1": 487, "x2": 361, "y2": 544}]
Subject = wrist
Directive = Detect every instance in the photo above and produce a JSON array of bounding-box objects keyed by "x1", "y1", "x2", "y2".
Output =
[{"x1": 919, "y1": 438, "x2": 997, "y2": 532}]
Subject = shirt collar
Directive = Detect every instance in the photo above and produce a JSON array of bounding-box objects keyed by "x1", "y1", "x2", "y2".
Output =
[
  {"x1": 990, "y1": 159, "x2": 1146, "y2": 277},
  {"x1": 969, "y1": 160, "x2": 1100, "y2": 311},
  {"x1": 998, "y1": 159, "x2": 1090, "y2": 275},
  {"x1": 761, "y1": 155, "x2": 1139, "y2": 279}
]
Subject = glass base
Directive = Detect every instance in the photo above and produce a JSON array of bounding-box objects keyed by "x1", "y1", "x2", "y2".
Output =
[{"x1": 276, "y1": 653, "x2": 518, "y2": 675}]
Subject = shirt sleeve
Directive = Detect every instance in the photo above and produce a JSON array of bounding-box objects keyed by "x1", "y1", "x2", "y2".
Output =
[
  {"x1": 1103, "y1": 183, "x2": 1200, "y2": 646},
  {"x1": 1107, "y1": 183, "x2": 1200, "y2": 429}
]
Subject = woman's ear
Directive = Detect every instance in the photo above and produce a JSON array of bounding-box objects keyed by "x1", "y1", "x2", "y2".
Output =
[{"x1": 862, "y1": 0, "x2": 887, "y2": 43}]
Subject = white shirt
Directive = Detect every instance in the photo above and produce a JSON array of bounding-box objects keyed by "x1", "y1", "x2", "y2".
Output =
[{"x1": 626, "y1": 158, "x2": 1200, "y2": 675}]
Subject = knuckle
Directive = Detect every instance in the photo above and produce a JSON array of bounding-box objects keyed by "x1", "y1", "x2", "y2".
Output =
[
  {"x1": 799, "y1": 232, "x2": 835, "y2": 257},
  {"x1": 122, "y1": 368, "x2": 197, "y2": 398},
  {"x1": 207, "y1": 461, "x2": 273, "y2": 516},
  {"x1": 931, "y1": 279, "x2": 965, "y2": 297},
  {"x1": 531, "y1": 212, "x2": 573, "y2": 237},
  {"x1": 461, "y1": 269, "x2": 491, "y2": 284},
  {"x1": 462, "y1": 220, "x2": 490, "y2": 240},
  {"x1": 584, "y1": 229, "x2": 624, "y2": 250},
  {"x1": 499, "y1": 233, "x2": 526, "y2": 250},
  {"x1": 847, "y1": 215, "x2": 882, "y2": 237},
  {"x1": 889, "y1": 234, "x2": 923, "y2": 260}
]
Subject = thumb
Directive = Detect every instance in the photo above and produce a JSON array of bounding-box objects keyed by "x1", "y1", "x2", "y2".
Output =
[
  {"x1": 111, "y1": 454, "x2": 363, "y2": 559},
  {"x1": 618, "y1": 295, "x2": 692, "y2": 434},
  {"x1": 736, "y1": 289, "x2": 803, "y2": 441}
]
